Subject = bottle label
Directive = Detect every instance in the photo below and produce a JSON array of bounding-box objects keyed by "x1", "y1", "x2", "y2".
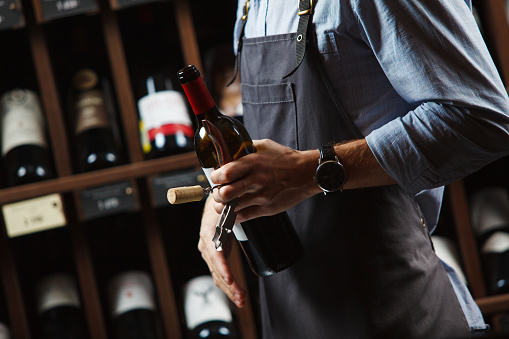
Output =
[
  {"x1": 2, "y1": 194, "x2": 67, "y2": 238},
  {"x1": 482, "y1": 231, "x2": 509, "y2": 254},
  {"x1": 36, "y1": 273, "x2": 81, "y2": 314},
  {"x1": 74, "y1": 90, "x2": 110, "y2": 135},
  {"x1": 0, "y1": 322, "x2": 11, "y2": 339},
  {"x1": 138, "y1": 90, "x2": 194, "y2": 140},
  {"x1": 201, "y1": 167, "x2": 248, "y2": 241},
  {"x1": 1, "y1": 89, "x2": 47, "y2": 156},
  {"x1": 108, "y1": 271, "x2": 156, "y2": 318},
  {"x1": 183, "y1": 275, "x2": 233, "y2": 329}
]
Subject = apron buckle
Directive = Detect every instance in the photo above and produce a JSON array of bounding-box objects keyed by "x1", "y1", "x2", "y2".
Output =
[
  {"x1": 298, "y1": 0, "x2": 314, "y2": 16},
  {"x1": 241, "y1": 0, "x2": 250, "y2": 21}
]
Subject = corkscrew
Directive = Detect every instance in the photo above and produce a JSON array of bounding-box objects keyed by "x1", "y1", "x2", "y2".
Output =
[{"x1": 166, "y1": 120, "x2": 238, "y2": 252}]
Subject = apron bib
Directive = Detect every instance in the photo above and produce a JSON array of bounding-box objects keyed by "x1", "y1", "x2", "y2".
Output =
[{"x1": 239, "y1": 29, "x2": 471, "y2": 339}]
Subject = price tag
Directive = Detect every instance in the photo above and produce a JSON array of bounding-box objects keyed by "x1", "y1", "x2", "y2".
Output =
[
  {"x1": 2, "y1": 194, "x2": 67, "y2": 238},
  {"x1": 79, "y1": 181, "x2": 139, "y2": 221},
  {"x1": 0, "y1": 0, "x2": 24, "y2": 30},
  {"x1": 39, "y1": 0, "x2": 97, "y2": 21},
  {"x1": 151, "y1": 168, "x2": 208, "y2": 207},
  {"x1": 112, "y1": 0, "x2": 159, "y2": 10}
]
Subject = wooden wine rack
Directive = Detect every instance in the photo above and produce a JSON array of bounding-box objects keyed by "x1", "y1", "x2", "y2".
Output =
[
  {"x1": 1, "y1": 0, "x2": 509, "y2": 337},
  {"x1": 0, "y1": 0, "x2": 257, "y2": 338},
  {"x1": 444, "y1": 0, "x2": 509, "y2": 333}
]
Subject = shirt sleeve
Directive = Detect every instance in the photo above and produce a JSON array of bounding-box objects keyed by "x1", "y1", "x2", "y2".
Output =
[{"x1": 354, "y1": 0, "x2": 509, "y2": 195}]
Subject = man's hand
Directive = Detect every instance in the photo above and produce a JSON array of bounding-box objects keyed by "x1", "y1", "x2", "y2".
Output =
[
  {"x1": 209, "y1": 138, "x2": 396, "y2": 222},
  {"x1": 198, "y1": 196, "x2": 246, "y2": 308},
  {"x1": 210, "y1": 139, "x2": 320, "y2": 222}
]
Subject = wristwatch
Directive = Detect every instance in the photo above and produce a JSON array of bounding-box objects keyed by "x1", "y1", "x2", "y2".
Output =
[{"x1": 314, "y1": 145, "x2": 346, "y2": 194}]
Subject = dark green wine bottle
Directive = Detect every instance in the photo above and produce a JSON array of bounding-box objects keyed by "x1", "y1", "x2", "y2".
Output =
[{"x1": 178, "y1": 65, "x2": 303, "y2": 277}]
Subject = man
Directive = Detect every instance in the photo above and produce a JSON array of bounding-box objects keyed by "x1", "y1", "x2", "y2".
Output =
[{"x1": 198, "y1": 0, "x2": 509, "y2": 337}]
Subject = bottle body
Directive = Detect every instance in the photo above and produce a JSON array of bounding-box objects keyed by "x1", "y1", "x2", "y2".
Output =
[
  {"x1": 137, "y1": 69, "x2": 194, "y2": 159},
  {"x1": 72, "y1": 68, "x2": 122, "y2": 173},
  {"x1": 179, "y1": 65, "x2": 303, "y2": 277},
  {"x1": 480, "y1": 231, "x2": 509, "y2": 294},
  {"x1": 183, "y1": 275, "x2": 238, "y2": 339},
  {"x1": 35, "y1": 273, "x2": 89, "y2": 339},
  {"x1": 107, "y1": 270, "x2": 163, "y2": 339},
  {"x1": 471, "y1": 187, "x2": 509, "y2": 295},
  {"x1": 1, "y1": 88, "x2": 54, "y2": 186}
]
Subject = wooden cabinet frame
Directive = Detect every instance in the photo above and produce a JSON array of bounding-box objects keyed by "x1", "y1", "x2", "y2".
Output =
[{"x1": 0, "y1": 0, "x2": 257, "y2": 338}]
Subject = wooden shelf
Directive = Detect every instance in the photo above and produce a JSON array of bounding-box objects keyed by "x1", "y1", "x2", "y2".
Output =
[
  {"x1": 0, "y1": 152, "x2": 198, "y2": 206},
  {"x1": 0, "y1": 0, "x2": 257, "y2": 338}
]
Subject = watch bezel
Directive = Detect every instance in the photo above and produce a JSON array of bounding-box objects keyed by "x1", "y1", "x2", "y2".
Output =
[{"x1": 315, "y1": 159, "x2": 346, "y2": 193}]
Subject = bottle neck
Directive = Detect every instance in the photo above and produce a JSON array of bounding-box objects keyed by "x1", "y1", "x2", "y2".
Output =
[{"x1": 181, "y1": 76, "x2": 219, "y2": 118}]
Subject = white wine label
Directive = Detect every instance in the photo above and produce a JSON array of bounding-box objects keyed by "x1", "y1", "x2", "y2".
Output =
[
  {"x1": 1, "y1": 89, "x2": 47, "y2": 156},
  {"x1": 482, "y1": 231, "x2": 509, "y2": 254},
  {"x1": 108, "y1": 271, "x2": 156, "y2": 317},
  {"x1": 36, "y1": 273, "x2": 81, "y2": 314},
  {"x1": 201, "y1": 167, "x2": 214, "y2": 186},
  {"x1": 0, "y1": 322, "x2": 11, "y2": 339},
  {"x1": 138, "y1": 91, "x2": 192, "y2": 131},
  {"x1": 470, "y1": 187, "x2": 509, "y2": 236},
  {"x1": 233, "y1": 224, "x2": 247, "y2": 241},
  {"x1": 183, "y1": 275, "x2": 233, "y2": 329},
  {"x1": 2, "y1": 194, "x2": 66, "y2": 238},
  {"x1": 74, "y1": 90, "x2": 110, "y2": 135},
  {"x1": 201, "y1": 168, "x2": 248, "y2": 241}
]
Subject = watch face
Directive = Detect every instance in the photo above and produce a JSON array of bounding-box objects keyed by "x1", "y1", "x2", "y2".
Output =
[{"x1": 316, "y1": 160, "x2": 346, "y2": 192}]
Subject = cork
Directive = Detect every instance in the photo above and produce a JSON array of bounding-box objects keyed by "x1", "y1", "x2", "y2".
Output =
[{"x1": 167, "y1": 185, "x2": 205, "y2": 204}]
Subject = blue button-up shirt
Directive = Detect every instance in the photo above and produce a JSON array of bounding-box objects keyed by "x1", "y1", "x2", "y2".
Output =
[{"x1": 234, "y1": 0, "x2": 509, "y2": 331}]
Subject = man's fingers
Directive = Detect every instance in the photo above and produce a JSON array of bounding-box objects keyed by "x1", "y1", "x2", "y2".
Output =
[{"x1": 210, "y1": 271, "x2": 246, "y2": 308}]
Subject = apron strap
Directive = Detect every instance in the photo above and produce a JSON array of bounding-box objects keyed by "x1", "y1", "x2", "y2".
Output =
[
  {"x1": 229, "y1": 0, "x2": 316, "y2": 85},
  {"x1": 228, "y1": 0, "x2": 250, "y2": 86},
  {"x1": 283, "y1": 0, "x2": 315, "y2": 79}
]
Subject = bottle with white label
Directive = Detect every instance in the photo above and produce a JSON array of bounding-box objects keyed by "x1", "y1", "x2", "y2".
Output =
[
  {"x1": 471, "y1": 187, "x2": 509, "y2": 295},
  {"x1": 35, "y1": 273, "x2": 89, "y2": 339},
  {"x1": 107, "y1": 270, "x2": 164, "y2": 339},
  {"x1": 183, "y1": 275, "x2": 239, "y2": 339},
  {"x1": 136, "y1": 66, "x2": 194, "y2": 159},
  {"x1": 0, "y1": 88, "x2": 55, "y2": 187},
  {"x1": 0, "y1": 323, "x2": 11, "y2": 339},
  {"x1": 0, "y1": 284, "x2": 11, "y2": 339}
]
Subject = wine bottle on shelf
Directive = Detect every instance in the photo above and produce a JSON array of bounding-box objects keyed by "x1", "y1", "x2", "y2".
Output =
[
  {"x1": 177, "y1": 65, "x2": 303, "y2": 277},
  {"x1": 35, "y1": 273, "x2": 89, "y2": 339},
  {"x1": 0, "y1": 286, "x2": 11, "y2": 339},
  {"x1": 0, "y1": 323, "x2": 10, "y2": 339},
  {"x1": 71, "y1": 68, "x2": 122, "y2": 173},
  {"x1": 87, "y1": 213, "x2": 164, "y2": 339},
  {"x1": 107, "y1": 271, "x2": 164, "y2": 339},
  {"x1": 183, "y1": 275, "x2": 239, "y2": 339},
  {"x1": 470, "y1": 186, "x2": 509, "y2": 295},
  {"x1": 0, "y1": 88, "x2": 55, "y2": 187},
  {"x1": 136, "y1": 66, "x2": 194, "y2": 159}
]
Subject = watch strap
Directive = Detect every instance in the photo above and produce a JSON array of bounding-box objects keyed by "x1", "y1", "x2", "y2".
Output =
[{"x1": 319, "y1": 145, "x2": 337, "y2": 163}]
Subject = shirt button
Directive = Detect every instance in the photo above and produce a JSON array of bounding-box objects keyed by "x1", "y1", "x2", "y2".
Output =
[{"x1": 421, "y1": 218, "x2": 426, "y2": 228}]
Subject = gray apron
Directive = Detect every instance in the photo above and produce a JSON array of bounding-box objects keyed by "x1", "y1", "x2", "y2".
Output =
[{"x1": 238, "y1": 29, "x2": 471, "y2": 339}]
